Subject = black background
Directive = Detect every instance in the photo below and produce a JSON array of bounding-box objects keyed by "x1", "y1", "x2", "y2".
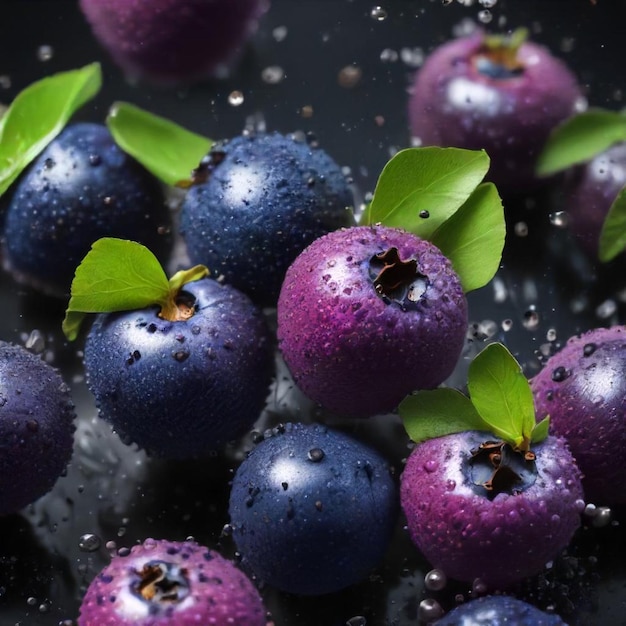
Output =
[{"x1": 2, "y1": 1, "x2": 626, "y2": 624}]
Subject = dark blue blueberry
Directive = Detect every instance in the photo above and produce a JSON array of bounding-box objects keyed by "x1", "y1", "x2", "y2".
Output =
[
  {"x1": 83, "y1": 277, "x2": 274, "y2": 459},
  {"x1": 228, "y1": 422, "x2": 398, "y2": 595},
  {"x1": 1, "y1": 122, "x2": 173, "y2": 297},
  {"x1": 179, "y1": 132, "x2": 354, "y2": 307},
  {"x1": 0, "y1": 341, "x2": 75, "y2": 516},
  {"x1": 434, "y1": 595, "x2": 567, "y2": 625}
]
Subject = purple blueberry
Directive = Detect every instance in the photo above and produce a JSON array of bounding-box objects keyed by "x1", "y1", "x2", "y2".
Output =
[
  {"x1": 408, "y1": 30, "x2": 585, "y2": 194},
  {"x1": 276, "y1": 224, "x2": 467, "y2": 418},
  {"x1": 0, "y1": 341, "x2": 75, "y2": 516},
  {"x1": 228, "y1": 422, "x2": 398, "y2": 595},
  {"x1": 78, "y1": 0, "x2": 268, "y2": 86},
  {"x1": 83, "y1": 277, "x2": 274, "y2": 459},
  {"x1": 400, "y1": 430, "x2": 584, "y2": 589},
  {"x1": 1, "y1": 123, "x2": 172, "y2": 297},
  {"x1": 77, "y1": 538, "x2": 267, "y2": 626},
  {"x1": 531, "y1": 326, "x2": 626, "y2": 505},
  {"x1": 179, "y1": 132, "x2": 354, "y2": 307},
  {"x1": 434, "y1": 595, "x2": 566, "y2": 626},
  {"x1": 561, "y1": 142, "x2": 626, "y2": 258}
]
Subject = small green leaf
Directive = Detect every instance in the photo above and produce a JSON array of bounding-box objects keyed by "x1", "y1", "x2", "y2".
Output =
[
  {"x1": 106, "y1": 102, "x2": 213, "y2": 187},
  {"x1": 536, "y1": 109, "x2": 626, "y2": 177},
  {"x1": 431, "y1": 182, "x2": 504, "y2": 292},
  {"x1": 361, "y1": 147, "x2": 490, "y2": 238},
  {"x1": 467, "y1": 343, "x2": 536, "y2": 450},
  {"x1": 0, "y1": 63, "x2": 102, "y2": 197},
  {"x1": 531, "y1": 416, "x2": 550, "y2": 444},
  {"x1": 598, "y1": 187, "x2": 626, "y2": 262},
  {"x1": 399, "y1": 387, "x2": 490, "y2": 443},
  {"x1": 62, "y1": 238, "x2": 171, "y2": 341}
]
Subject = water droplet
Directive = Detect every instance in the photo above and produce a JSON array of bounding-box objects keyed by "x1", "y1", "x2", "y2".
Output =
[
  {"x1": 549, "y1": 211, "x2": 569, "y2": 228},
  {"x1": 514, "y1": 221, "x2": 528, "y2": 237},
  {"x1": 472, "y1": 578, "x2": 488, "y2": 595},
  {"x1": 380, "y1": 48, "x2": 398, "y2": 63},
  {"x1": 583, "y1": 342, "x2": 597, "y2": 357},
  {"x1": 338, "y1": 65, "x2": 362, "y2": 88},
  {"x1": 445, "y1": 479, "x2": 456, "y2": 492},
  {"x1": 78, "y1": 533, "x2": 102, "y2": 552},
  {"x1": 370, "y1": 6, "x2": 388, "y2": 20},
  {"x1": 89, "y1": 154, "x2": 102, "y2": 166},
  {"x1": 173, "y1": 350, "x2": 189, "y2": 362},
  {"x1": 272, "y1": 25, "x2": 288, "y2": 42},
  {"x1": 418, "y1": 598, "x2": 444, "y2": 622},
  {"x1": 261, "y1": 66, "x2": 285, "y2": 84},
  {"x1": 307, "y1": 448, "x2": 325, "y2": 462},
  {"x1": 501, "y1": 318, "x2": 513, "y2": 332},
  {"x1": 552, "y1": 365, "x2": 570, "y2": 382},
  {"x1": 546, "y1": 328, "x2": 557, "y2": 342},
  {"x1": 346, "y1": 617, "x2": 367, "y2": 626},
  {"x1": 36, "y1": 45, "x2": 54, "y2": 61},
  {"x1": 423, "y1": 459, "x2": 438, "y2": 473},
  {"x1": 419, "y1": 210, "x2": 430, "y2": 219},
  {"x1": 479, "y1": 0, "x2": 497, "y2": 6},
  {"x1": 228, "y1": 90, "x2": 244, "y2": 106},
  {"x1": 24, "y1": 329, "x2": 46, "y2": 354},
  {"x1": 477, "y1": 9, "x2": 493, "y2": 23},
  {"x1": 596, "y1": 298, "x2": 617, "y2": 320},
  {"x1": 522, "y1": 307, "x2": 540, "y2": 330},
  {"x1": 592, "y1": 506, "x2": 612, "y2": 528},
  {"x1": 425, "y1": 568, "x2": 447, "y2": 591}
]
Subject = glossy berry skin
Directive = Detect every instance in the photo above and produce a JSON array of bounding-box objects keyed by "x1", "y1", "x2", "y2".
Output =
[
  {"x1": 408, "y1": 31, "x2": 585, "y2": 194},
  {"x1": 78, "y1": 538, "x2": 267, "y2": 626},
  {"x1": 276, "y1": 224, "x2": 467, "y2": 418},
  {"x1": 83, "y1": 277, "x2": 274, "y2": 459},
  {"x1": 562, "y1": 142, "x2": 626, "y2": 259},
  {"x1": 434, "y1": 595, "x2": 566, "y2": 626},
  {"x1": 228, "y1": 422, "x2": 398, "y2": 596},
  {"x1": 1, "y1": 123, "x2": 172, "y2": 297},
  {"x1": 79, "y1": 0, "x2": 268, "y2": 86},
  {"x1": 400, "y1": 430, "x2": 584, "y2": 589},
  {"x1": 531, "y1": 326, "x2": 626, "y2": 505},
  {"x1": 180, "y1": 132, "x2": 354, "y2": 307},
  {"x1": 0, "y1": 341, "x2": 75, "y2": 516}
]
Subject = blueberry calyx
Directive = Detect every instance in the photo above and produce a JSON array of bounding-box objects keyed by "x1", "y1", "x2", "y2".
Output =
[
  {"x1": 369, "y1": 247, "x2": 427, "y2": 310},
  {"x1": 132, "y1": 560, "x2": 190, "y2": 605},
  {"x1": 468, "y1": 440, "x2": 538, "y2": 499}
]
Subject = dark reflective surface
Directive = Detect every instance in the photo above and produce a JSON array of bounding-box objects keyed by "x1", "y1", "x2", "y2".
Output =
[{"x1": 2, "y1": 1, "x2": 626, "y2": 624}]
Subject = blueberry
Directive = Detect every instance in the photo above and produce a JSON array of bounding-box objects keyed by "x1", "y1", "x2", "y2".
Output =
[
  {"x1": 531, "y1": 326, "x2": 626, "y2": 505},
  {"x1": 408, "y1": 30, "x2": 585, "y2": 194},
  {"x1": 1, "y1": 122, "x2": 172, "y2": 297},
  {"x1": 0, "y1": 341, "x2": 75, "y2": 516},
  {"x1": 276, "y1": 224, "x2": 467, "y2": 418},
  {"x1": 400, "y1": 430, "x2": 584, "y2": 589},
  {"x1": 561, "y1": 142, "x2": 626, "y2": 259},
  {"x1": 79, "y1": 0, "x2": 268, "y2": 86},
  {"x1": 434, "y1": 595, "x2": 566, "y2": 625},
  {"x1": 228, "y1": 422, "x2": 398, "y2": 595},
  {"x1": 83, "y1": 277, "x2": 274, "y2": 459},
  {"x1": 179, "y1": 132, "x2": 354, "y2": 307},
  {"x1": 78, "y1": 537, "x2": 267, "y2": 625}
]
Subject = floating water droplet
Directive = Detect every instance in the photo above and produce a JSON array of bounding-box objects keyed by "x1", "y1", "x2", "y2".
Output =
[
  {"x1": 501, "y1": 318, "x2": 513, "y2": 332},
  {"x1": 596, "y1": 298, "x2": 617, "y2": 319},
  {"x1": 514, "y1": 221, "x2": 528, "y2": 237},
  {"x1": 400, "y1": 47, "x2": 425, "y2": 68},
  {"x1": 228, "y1": 90, "x2": 244, "y2": 106},
  {"x1": 546, "y1": 328, "x2": 557, "y2": 341},
  {"x1": 338, "y1": 65, "x2": 362, "y2": 88},
  {"x1": 0, "y1": 75, "x2": 11, "y2": 89},
  {"x1": 370, "y1": 6, "x2": 388, "y2": 20},
  {"x1": 261, "y1": 66, "x2": 285, "y2": 84},
  {"x1": 37, "y1": 44, "x2": 54, "y2": 61},
  {"x1": 522, "y1": 307, "x2": 540, "y2": 330},
  {"x1": 592, "y1": 506, "x2": 612, "y2": 528},
  {"x1": 24, "y1": 329, "x2": 46, "y2": 354},
  {"x1": 78, "y1": 533, "x2": 102, "y2": 552},
  {"x1": 479, "y1": 0, "x2": 497, "y2": 6},
  {"x1": 346, "y1": 617, "x2": 367, "y2": 626},
  {"x1": 425, "y1": 568, "x2": 447, "y2": 591},
  {"x1": 549, "y1": 211, "x2": 569, "y2": 228},
  {"x1": 477, "y1": 9, "x2": 493, "y2": 23},
  {"x1": 380, "y1": 48, "x2": 398, "y2": 62},
  {"x1": 418, "y1": 598, "x2": 444, "y2": 622},
  {"x1": 272, "y1": 25, "x2": 288, "y2": 42}
]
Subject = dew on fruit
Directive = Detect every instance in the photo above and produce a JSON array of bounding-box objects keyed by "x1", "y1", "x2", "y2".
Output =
[
  {"x1": 423, "y1": 459, "x2": 438, "y2": 473},
  {"x1": 425, "y1": 568, "x2": 447, "y2": 591},
  {"x1": 307, "y1": 447, "x2": 325, "y2": 462},
  {"x1": 418, "y1": 597, "x2": 444, "y2": 622},
  {"x1": 551, "y1": 366, "x2": 570, "y2": 382}
]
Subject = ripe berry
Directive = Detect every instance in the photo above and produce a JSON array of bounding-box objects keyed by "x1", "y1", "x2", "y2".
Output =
[
  {"x1": 78, "y1": 0, "x2": 268, "y2": 86},
  {"x1": 179, "y1": 132, "x2": 354, "y2": 307},
  {"x1": 277, "y1": 224, "x2": 467, "y2": 418},
  {"x1": 1, "y1": 122, "x2": 172, "y2": 297},
  {"x1": 531, "y1": 326, "x2": 626, "y2": 505},
  {"x1": 228, "y1": 422, "x2": 398, "y2": 595},
  {"x1": 400, "y1": 430, "x2": 584, "y2": 589},
  {"x1": 84, "y1": 276, "x2": 274, "y2": 459},
  {"x1": 77, "y1": 538, "x2": 267, "y2": 626},
  {"x1": 0, "y1": 341, "x2": 75, "y2": 516},
  {"x1": 408, "y1": 29, "x2": 585, "y2": 194}
]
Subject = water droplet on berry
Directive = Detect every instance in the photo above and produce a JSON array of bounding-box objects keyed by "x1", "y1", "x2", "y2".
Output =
[
  {"x1": 78, "y1": 533, "x2": 102, "y2": 552},
  {"x1": 307, "y1": 448, "x2": 325, "y2": 462},
  {"x1": 423, "y1": 459, "x2": 438, "y2": 473},
  {"x1": 418, "y1": 598, "x2": 444, "y2": 622}
]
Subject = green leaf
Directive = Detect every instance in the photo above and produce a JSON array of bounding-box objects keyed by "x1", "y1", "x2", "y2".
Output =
[
  {"x1": 536, "y1": 109, "x2": 626, "y2": 177},
  {"x1": 0, "y1": 63, "x2": 102, "y2": 197},
  {"x1": 62, "y1": 238, "x2": 171, "y2": 341},
  {"x1": 467, "y1": 343, "x2": 536, "y2": 450},
  {"x1": 598, "y1": 186, "x2": 626, "y2": 262},
  {"x1": 106, "y1": 101, "x2": 212, "y2": 187},
  {"x1": 531, "y1": 416, "x2": 550, "y2": 444},
  {"x1": 431, "y1": 182, "x2": 504, "y2": 292},
  {"x1": 361, "y1": 147, "x2": 490, "y2": 238},
  {"x1": 399, "y1": 388, "x2": 490, "y2": 444}
]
